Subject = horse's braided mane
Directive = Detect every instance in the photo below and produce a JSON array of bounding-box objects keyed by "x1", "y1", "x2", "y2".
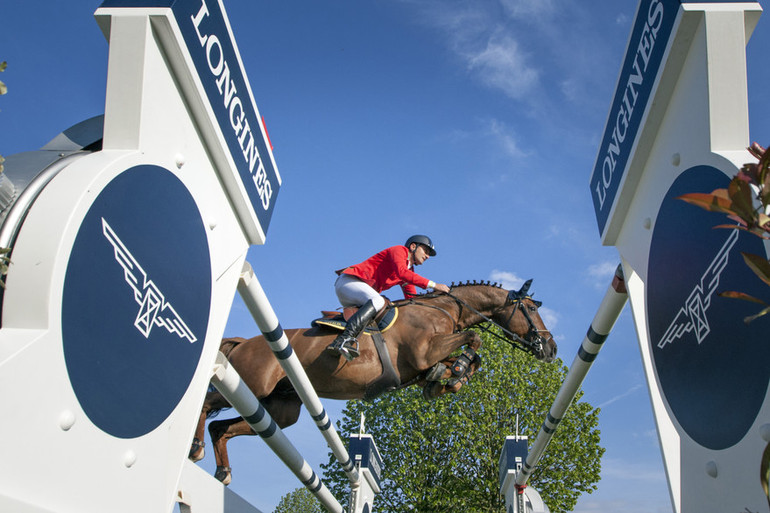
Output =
[
  {"x1": 449, "y1": 280, "x2": 504, "y2": 290},
  {"x1": 405, "y1": 280, "x2": 504, "y2": 300}
]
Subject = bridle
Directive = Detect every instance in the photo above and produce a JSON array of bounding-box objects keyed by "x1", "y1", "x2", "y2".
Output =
[{"x1": 440, "y1": 280, "x2": 551, "y2": 358}]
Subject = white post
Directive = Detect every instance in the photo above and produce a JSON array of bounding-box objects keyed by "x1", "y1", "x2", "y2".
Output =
[
  {"x1": 237, "y1": 261, "x2": 360, "y2": 485},
  {"x1": 515, "y1": 265, "x2": 628, "y2": 488},
  {"x1": 210, "y1": 353, "x2": 343, "y2": 513}
]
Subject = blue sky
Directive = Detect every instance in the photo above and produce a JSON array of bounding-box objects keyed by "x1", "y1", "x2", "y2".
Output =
[{"x1": 2, "y1": 1, "x2": 769, "y2": 512}]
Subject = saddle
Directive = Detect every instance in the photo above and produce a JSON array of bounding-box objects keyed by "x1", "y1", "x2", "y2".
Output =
[
  {"x1": 311, "y1": 303, "x2": 398, "y2": 333},
  {"x1": 311, "y1": 302, "x2": 400, "y2": 401}
]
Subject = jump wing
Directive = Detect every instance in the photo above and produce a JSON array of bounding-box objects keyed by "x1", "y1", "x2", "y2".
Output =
[
  {"x1": 102, "y1": 217, "x2": 197, "y2": 343},
  {"x1": 102, "y1": 217, "x2": 147, "y2": 303},
  {"x1": 656, "y1": 229, "x2": 739, "y2": 349}
]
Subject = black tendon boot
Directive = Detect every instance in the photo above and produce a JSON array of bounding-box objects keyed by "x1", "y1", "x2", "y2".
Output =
[{"x1": 325, "y1": 300, "x2": 378, "y2": 361}]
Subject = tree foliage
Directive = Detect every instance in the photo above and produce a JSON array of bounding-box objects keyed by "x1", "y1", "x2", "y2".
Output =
[
  {"x1": 0, "y1": 61, "x2": 6, "y2": 96},
  {"x1": 1, "y1": 60, "x2": 7, "y2": 175},
  {"x1": 0, "y1": 61, "x2": 9, "y2": 285},
  {"x1": 272, "y1": 487, "x2": 324, "y2": 513},
  {"x1": 678, "y1": 143, "x2": 770, "y2": 322},
  {"x1": 321, "y1": 328, "x2": 604, "y2": 513}
]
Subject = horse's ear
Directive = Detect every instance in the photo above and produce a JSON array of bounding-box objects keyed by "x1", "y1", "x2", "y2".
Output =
[{"x1": 518, "y1": 279, "x2": 532, "y2": 296}]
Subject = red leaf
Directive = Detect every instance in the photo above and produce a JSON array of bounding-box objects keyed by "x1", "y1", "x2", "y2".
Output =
[
  {"x1": 728, "y1": 178, "x2": 757, "y2": 221},
  {"x1": 719, "y1": 290, "x2": 767, "y2": 305},
  {"x1": 677, "y1": 192, "x2": 734, "y2": 215},
  {"x1": 741, "y1": 252, "x2": 770, "y2": 288}
]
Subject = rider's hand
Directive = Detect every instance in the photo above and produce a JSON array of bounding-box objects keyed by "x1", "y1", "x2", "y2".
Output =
[{"x1": 434, "y1": 283, "x2": 450, "y2": 293}]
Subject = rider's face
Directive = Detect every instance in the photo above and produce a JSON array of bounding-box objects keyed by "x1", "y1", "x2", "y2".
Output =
[{"x1": 411, "y1": 244, "x2": 430, "y2": 266}]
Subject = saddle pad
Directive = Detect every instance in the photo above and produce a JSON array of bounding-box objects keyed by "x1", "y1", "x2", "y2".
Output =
[{"x1": 311, "y1": 307, "x2": 398, "y2": 333}]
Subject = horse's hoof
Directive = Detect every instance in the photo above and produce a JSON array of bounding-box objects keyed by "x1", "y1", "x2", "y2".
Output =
[
  {"x1": 446, "y1": 378, "x2": 463, "y2": 393},
  {"x1": 214, "y1": 466, "x2": 232, "y2": 485},
  {"x1": 425, "y1": 362, "x2": 447, "y2": 382},
  {"x1": 422, "y1": 381, "x2": 443, "y2": 400},
  {"x1": 188, "y1": 438, "x2": 205, "y2": 462}
]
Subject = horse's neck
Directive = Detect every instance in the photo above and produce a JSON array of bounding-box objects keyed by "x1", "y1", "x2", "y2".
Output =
[{"x1": 449, "y1": 286, "x2": 504, "y2": 329}]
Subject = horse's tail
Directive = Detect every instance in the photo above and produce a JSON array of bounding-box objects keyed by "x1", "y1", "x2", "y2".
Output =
[
  {"x1": 219, "y1": 336, "x2": 248, "y2": 359},
  {"x1": 206, "y1": 403, "x2": 227, "y2": 420},
  {"x1": 206, "y1": 337, "x2": 249, "y2": 419}
]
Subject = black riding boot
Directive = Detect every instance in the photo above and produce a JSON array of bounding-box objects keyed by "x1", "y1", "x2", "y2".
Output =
[{"x1": 326, "y1": 300, "x2": 378, "y2": 361}]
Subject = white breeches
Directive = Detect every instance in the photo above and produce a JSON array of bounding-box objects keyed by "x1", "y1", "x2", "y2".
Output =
[{"x1": 335, "y1": 274, "x2": 386, "y2": 311}]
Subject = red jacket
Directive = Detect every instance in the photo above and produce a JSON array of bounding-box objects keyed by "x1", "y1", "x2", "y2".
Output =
[{"x1": 338, "y1": 245, "x2": 430, "y2": 299}]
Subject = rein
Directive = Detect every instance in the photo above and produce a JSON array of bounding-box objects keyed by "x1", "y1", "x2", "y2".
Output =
[
  {"x1": 389, "y1": 284, "x2": 549, "y2": 390},
  {"x1": 443, "y1": 290, "x2": 540, "y2": 354},
  {"x1": 397, "y1": 287, "x2": 546, "y2": 356},
  {"x1": 395, "y1": 296, "x2": 458, "y2": 332}
]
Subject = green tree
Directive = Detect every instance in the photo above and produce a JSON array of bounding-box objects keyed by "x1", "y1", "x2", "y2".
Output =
[
  {"x1": 0, "y1": 61, "x2": 10, "y2": 284},
  {"x1": 0, "y1": 60, "x2": 7, "y2": 174},
  {"x1": 321, "y1": 328, "x2": 604, "y2": 513},
  {"x1": 273, "y1": 487, "x2": 324, "y2": 513}
]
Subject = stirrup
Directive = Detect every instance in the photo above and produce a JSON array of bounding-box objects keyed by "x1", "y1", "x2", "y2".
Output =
[{"x1": 326, "y1": 338, "x2": 360, "y2": 361}]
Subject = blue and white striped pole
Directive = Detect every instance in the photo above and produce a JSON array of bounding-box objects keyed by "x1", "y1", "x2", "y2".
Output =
[
  {"x1": 210, "y1": 352, "x2": 343, "y2": 513},
  {"x1": 515, "y1": 264, "x2": 628, "y2": 489},
  {"x1": 237, "y1": 262, "x2": 360, "y2": 485}
]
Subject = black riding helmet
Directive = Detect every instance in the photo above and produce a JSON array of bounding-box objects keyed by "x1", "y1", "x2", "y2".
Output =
[{"x1": 405, "y1": 235, "x2": 437, "y2": 256}]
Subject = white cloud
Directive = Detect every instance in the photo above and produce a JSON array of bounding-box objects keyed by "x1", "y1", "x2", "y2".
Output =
[
  {"x1": 587, "y1": 261, "x2": 618, "y2": 281},
  {"x1": 538, "y1": 305, "x2": 558, "y2": 330},
  {"x1": 499, "y1": 0, "x2": 556, "y2": 19},
  {"x1": 489, "y1": 270, "x2": 557, "y2": 329},
  {"x1": 599, "y1": 457, "x2": 669, "y2": 484},
  {"x1": 598, "y1": 383, "x2": 643, "y2": 409},
  {"x1": 406, "y1": 1, "x2": 541, "y2": 100},
  {"x1": 490, "y1": 269, "x2": 524, "y2": 289},
  {"x1": 464, "y1": 32, "x2": 540, "y2": 100},
  {"x1": 560, "y1": 77, "x2": 580, "y2": 102},
  {"x1": 485, "y1": 118, "x2": 526, "y2": 158}
]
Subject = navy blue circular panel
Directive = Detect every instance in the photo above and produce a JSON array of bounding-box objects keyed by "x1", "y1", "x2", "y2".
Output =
[
  {"x1": 62, "y1": 165, "x2": 211, "y2": 439},
  {"x1": 648, "y1": 165, "x2": 769, "y2": 450}
]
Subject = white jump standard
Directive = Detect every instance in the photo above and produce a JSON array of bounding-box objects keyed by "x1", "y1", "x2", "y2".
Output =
[
  {"x1": 499, "y1": 266, "x2": 628, "y2": 513},
  {"x1": 0, "y1": 1, "x2": 379, "y2": 512},
  {"x1": 503, "y1": 1, "x2": 769, "y2": 512},
  {"x1": 590, "y1": 0, "x2": 769, "y2": 512}
]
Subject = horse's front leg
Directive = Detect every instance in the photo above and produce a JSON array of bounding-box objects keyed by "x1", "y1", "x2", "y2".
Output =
[
  {"x1": 418, "y1": 330, "x2": 482, "y2": 369},
  {"x1": 421, "y1": 331, "x2": 483, "y2": 400}
]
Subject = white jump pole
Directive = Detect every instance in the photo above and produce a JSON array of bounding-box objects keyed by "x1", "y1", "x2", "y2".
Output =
[
  {"x1": 515, "y1": 264, "x2": 628, "y2": 489},
  {"x1": 211, "y1": 352, "x2": 343, "y2": 513},
  {"x1": 237, "y1": 261, "x2": 360, "y2": 485}
]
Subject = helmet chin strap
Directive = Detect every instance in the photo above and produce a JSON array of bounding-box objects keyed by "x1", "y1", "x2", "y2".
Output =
[{"x1": 408, "y1": 244, "x2": 418, "y2": 266}]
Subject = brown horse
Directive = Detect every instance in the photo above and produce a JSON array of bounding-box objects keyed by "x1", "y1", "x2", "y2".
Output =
[{"x1": 189, "y1": 280, "x2": 556, "y2": 484}]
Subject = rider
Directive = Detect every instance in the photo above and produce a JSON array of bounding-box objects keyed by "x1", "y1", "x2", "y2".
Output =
[{"x1": 326, "y1": 235, "x2": 451, "y2": 361}]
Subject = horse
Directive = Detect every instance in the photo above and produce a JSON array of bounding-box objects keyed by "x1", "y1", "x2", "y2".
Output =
[{"x1": 189, "y1": 280, "x2": 556, "y2": 484}]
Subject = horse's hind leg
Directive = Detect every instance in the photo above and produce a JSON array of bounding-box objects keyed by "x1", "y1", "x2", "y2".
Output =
[
  {"x1": 209, "y1": 417, "x2": 256, "y2": 485},
  {"x1": 208, "y1": 389, "x2": 303, "y2": 485},
  {"x1": 188, "y1": 409, "x2": 208, "y2": 462}
]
